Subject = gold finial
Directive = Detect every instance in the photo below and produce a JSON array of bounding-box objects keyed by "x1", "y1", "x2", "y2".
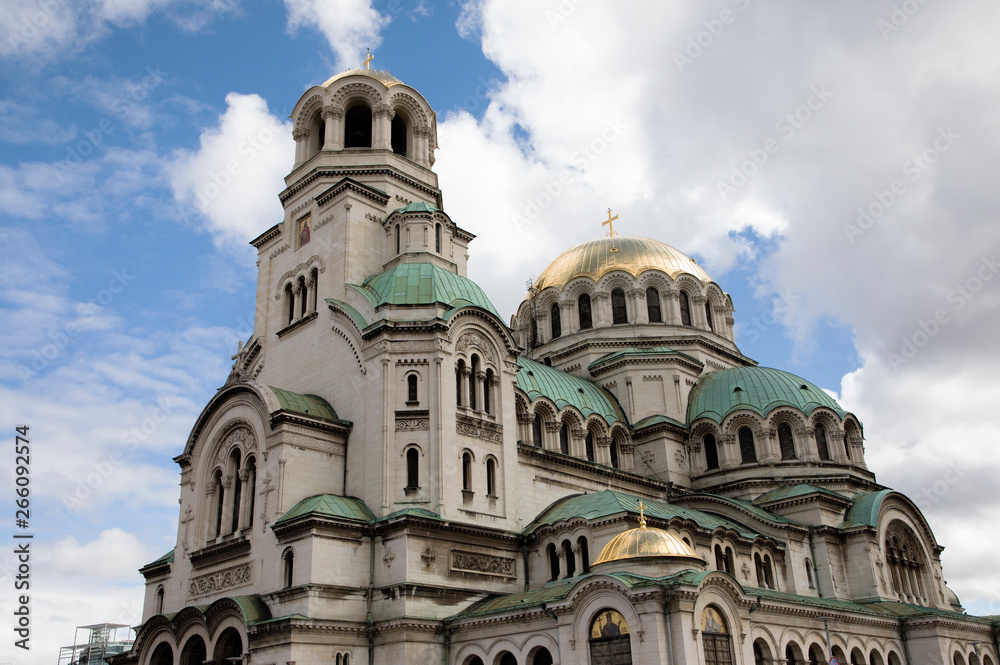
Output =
[
  {"x1": 363, "y1": 48, "x2": 374, "y2": 70},
  {"x1": 603, "y1": 209, "x2": 620, "y2": 252},
  {"x1": 638, "y1": 501, "x2": 647, "y2": 528}
]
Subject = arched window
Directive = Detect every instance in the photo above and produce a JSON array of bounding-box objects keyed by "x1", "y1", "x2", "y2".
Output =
[
  {"x1": 778, "y1": 423, "x2": 796, "y2": 460},
  {"x1": 753, "y1": 640, "x2": 772, "y2": 665},
  {"x1": 805, "y1": 558, "x2": 814, "y2": 588},
  {"x1": 833, "y1": 647, "x2": 848, "y2": 665},
  {"x1": 307, "y1": 112, "x2": 324, "y2": 158},
  {"x1": 578, "y1": 293, "x2": 593, "y2": 330},
  {"x1": 870, "y1": 651, "x2": 885, "y2": 665},
  {"x1": 498, "y1": 653, "x2": 517, "y2": 665},
  {"x1": 180, "y1": 636, "x2": 207, "y2": 665},
  {"x1": 585, "y1": 432, "x2": 595, "y2": 462},
  {"x1": 391, "y1": 114, "x2": 407, "y2": 155},
  {"x1": 559, "y1": 423, "x2": 569, "y2": 454},
  {"x1": 562, "y1": 539, "x2": 575, "y2": 577},
  {"x1": 310, "y1": 267, "x2": 319, "y2": 312},
  {"x1": 705, "y1": 301, "x2": 714, "y2": 331},
  {"x1": 407, "y1": 374, "x2": 418, "y2": 404},
  {"x1": 245, "y1": 456, "x2": 256, "y2": 528},
  {"x1": 154, "y1": 585, "x2": 164, "y2": 614},
  {"x1": 395, "y1": 224, "x2": 400, "y2": 254},
  {"x1": 787, "y1": 644, "x2": 806, "y2": 665},
  {"x1": 344, "y1": 104, "x2": 372, "y2": 148},
  {"x1": 590, "y1": 609, "x2": 631, "y2": 665},
  {"x1": 151, "y1": 643, "x2": 173, "y2": 665},
  {"x1": 679, "y1": 291, "x2": 692, "y2": 326},
  {"x1": 815, "y1": 423, "x2": 831, "y2": 460},
  {"x1": 298, "y1": 276, "x2": 308, "y2": 318},
  {"x1": 484, "y1": 368, "x2": 494, "y2": 415},
  {"x1": 531, "y1": 648, "x2": 554, "y2": 665},
  {"x1": 714, "y1": 545, "x2": 734, "y2": 575},
  {"x1": 486, "y1": 457, "x2": 496, "y2": 497},
  {"x1": 550, "y1": 302, "x2": 561, "y2": 338},
  {"x1": 285, "y1": 283, "x2": 295, "y2": 325},
  {"x1": 739, "y1": 426, "x2": 757, "y2": 464},
  {"x1": 213, "y1": 627, "x2": 243, "y2": 662},
  {"x1": 809, "y1": 645, "x2": 825, "y2": 665},
  {"x1": 763, "y1": 553, "x2": 775, "y2": 588},
  {"x1": 850, "y1": 649, "x2": 866, "y2": 665},
  {"x1": 704, "y1": 433, "x2": 719, "y2": 470},
  {"x1": 547, "y1": 543, "x2": 559, "y2": 581},
  {"x1": 532, "y1": 415, "x2": 543, "y2": 447},
  {"x1": 885, "y1": 521, "x2": 929, "y2": 605},
  {"x1": 228, "y1": 450, "x2": 242, "y2": 534},
  {"x1": 456, "y1": 360, "x2": 465, "y2": 407},
  {"x1": 609, "y1": 437, "x2": 619, "y2": 469},
  {"x1": 646, "y1": 287, "x2": 662, "y2": 322},
  {"x1": 282, "y1": 548, "x2": 294, "y2": 588},
  {"x1": 435, "y1": 222, "x2": 441, "y2": 253},
  {"x1": 406, "y1": 448, "x2": 419, "y2": 490},
  {"x1": 611, "y1": 288, "x2": 628, "y2": 324},
  {"x1": 469, "y1": 355, "x2": 479, "y2": 409},
  {"x1": 462, "y1": 451, "x2": 472, "y2": 492},
  {"x1": 755, "y1": 553, "x2": 766, "y2": 587},
  {"x1": 578, "y1": 535, "x2": 590, "y2": 573},
  {"x1": 213, "y1": 469, "x2": 225, "y2": 539},
  {"x1": 701, "y1": 606, "x2": 732, "y2": 665},
  {"x1": 468, "y1": 658, "x2": 485, "y2": 665}
]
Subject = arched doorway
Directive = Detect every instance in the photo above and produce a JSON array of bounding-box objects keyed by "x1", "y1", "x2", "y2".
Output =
[
  {"x1": 589, "y1": 608, "x2": 631, "y2": 665},
  {"x1": 149, "y1": 643, "x2": 173, "y2": 665},
  {"x1": 179, "y1": 635, "x2": 207, "y2": 665},
  {"x1": 701, "y1": 606, "x2": 733, "y2": 665},
  {"x1": 530, "y1": 647, "x2": 554, "y2": 665},
  {"x1": 213, "y1": 627, "x2": 242, "y2": 661}
]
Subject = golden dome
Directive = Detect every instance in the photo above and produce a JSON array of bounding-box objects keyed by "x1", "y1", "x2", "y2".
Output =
[
  {"x1": 322, "y1": 69, "x2": 403, "y2": 88},
  {"x1": 594, "y1": 516, "x2": 701, "y2": 564},
  {"x1": 533, "y1": 236, "x2": 711, "y2": 292}
]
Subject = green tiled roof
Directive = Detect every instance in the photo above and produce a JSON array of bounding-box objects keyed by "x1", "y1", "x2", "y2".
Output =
[
  {"x1": 393, "y1": 201, "x2": 439, "y2": 214},
  {"x1": 268, "y1": 386, "x2": 343, "y2": 422},
  {"x1": 452, "y1": 579, "x2": 577, "y2": 619},
  {"x1": 754, "y1": 484, "x2": 849, "y2": 506},
  {"x1": 840, "y1": 490, "x2": 892, "y2": 529},
  {"x1": 687, "y1": 367, "x2": 846, "y2": 424},
  {"x1": 524, "y1": 489, "x2": 757, "y2": 538},
  {"x1": 589, "y1": 346, "x2": 701, "y2": 373},
  {"x1": 223, "y1": 595, "x2": 273, "y2": 626},
  {"x1": 375, "y1": 507, "x2": 442, "y2": 523},
  {"x1": 350, "y1": 262, "x2": 501, "y2": 320},
  {"x1": 325, "y1": 298, "x2": 369, "y2": 330},
  {"x1": 631, "y1": 414, "x2": 687, "y2": 430},
  {"x1": 150, "y1": 549, "x2": 174, "y2": 565},
  {"x1": 274, "y1": 494, "x2": 375, "y2": 525},
  {"x1": 516, "y1": 357, "x2": 626, "y2": 425},
  {"x1": 684, "y1": 494, "x2": 794, "y2": 525}
]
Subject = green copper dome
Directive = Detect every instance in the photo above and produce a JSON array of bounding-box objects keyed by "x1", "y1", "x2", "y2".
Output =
[
  {"x1": 515, "y1": 356, "x2": 626, "y2": 425},
  {"x1": 350, "y1": 262, "x2": 502, "y2": 320},
  {"x1": 687, "y1": 366, "x2": 845, "y2": 424}
]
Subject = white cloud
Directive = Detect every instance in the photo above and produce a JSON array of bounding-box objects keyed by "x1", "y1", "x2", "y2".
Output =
[
  {"x1": 283, "y1": 0, "x2": 390, "y2": 71},
  {"x1": 168, "y1": 92, "x2": 293, "y2": 251}
]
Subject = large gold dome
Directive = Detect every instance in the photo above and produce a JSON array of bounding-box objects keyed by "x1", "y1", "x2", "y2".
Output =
[
  {"x1": 533, "y1": 236, "x2": 711, "y2": 291},
  {"x1": 593, "y1": 520, "x2": 702, "y2": 564}
]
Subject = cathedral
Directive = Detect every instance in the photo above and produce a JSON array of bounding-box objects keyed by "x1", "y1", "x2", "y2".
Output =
[{"x1": 111, "y1": 67, "x2": 998, "y2": 665}]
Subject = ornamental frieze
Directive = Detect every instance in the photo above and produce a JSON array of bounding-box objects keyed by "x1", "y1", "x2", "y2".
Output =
[
  {"x1": 450, "y1": 550, "x2": 516, "y2": 578},
  {"x1": 456, "y1": 414, "x2": 503, "y2": 443},
  {"x1": 188, "y1": 562, "x2": 253, "y2": 598},
  {"x1": 396, "y1": 418, "x2": 430, "y2": 431}
]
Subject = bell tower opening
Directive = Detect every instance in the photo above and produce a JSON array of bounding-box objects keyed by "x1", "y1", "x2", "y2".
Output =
[
  {"x1": 344, "y1": 104, "x2": 372, "y2": 148},
  {"x1": 391, "y1": 114, "x2": 408, "y2": 155}
]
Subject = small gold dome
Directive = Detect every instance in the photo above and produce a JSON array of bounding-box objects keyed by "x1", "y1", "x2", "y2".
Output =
[
  {"x1": 534, "y1": 236, "x2": 711, "y2": 292},
  {"x1": 322, "y1": 69, "x2": 403, "y2": 88},
  {"x1": 594, "y1": 517, "x2": 701, "y2": 564}
]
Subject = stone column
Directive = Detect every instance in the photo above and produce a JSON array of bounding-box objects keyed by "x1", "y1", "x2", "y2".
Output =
[
  {"x1": 691, "y1": 295, "x2": 709, "y2": 330},
  {"x1": 292, "y1": 128, "x2": 309, "y2": 167},
  {"x1": 664, "y1": 290, "x2": 681, "y2": 325},
  {"x1": 544, "y1": 422, "x2": 561, "y2": 452},
  {"x1": 475, "y1": 371, "x2": 486, "y2": 412},
  {"x1": 596, "y1": 436, "x2": 612, "y2": 466},
  {"x1": 220, "y1": 475, "x2": 235, "y2": 536},
  {"x1": 561, "y1": 301, "x2": 577, "y2": 335},
  {"x1": 414, "y1": 125, "x2": 430, "y2": 165},
  {"x1": 517, "y1": 412, "x2": 532, "y2": 444},
  {"x1": 322, "y1": 107, "x2": 343, "y2": 150},
  {"x1": 373, "y1": 104, "x2": 393, "y2": 150},
  {"x1": 204, "y1": 485, "x2": 218, "y2": 541},
  {"x1": 719, "y1": 434, "x2": 738, "y2": 470},
  {"x1": 572, "y1": 429, "x2": 587, "y2": 459},
  {"x1": 238, "y1": 468, "x2": 251, "y2": 531},
  {"x1": 572, "y1": 545, "x2": 583, "y2": 575},
  {"x1": 620, "y1": 443, "x2": 636, "y2": 472},
  {"x1": 629, "y1": 288, "x2": 648, "y2": 324},
  {"x1": 797, "y1": 426, "x2": 819, "y2": 463},
  {"x1": 556, "y1": 547, "x2": 566, "y2": 579},
  {"x1": 593, "y1": 292, "x2": 610, "y2": 327},
  {"x1": 459, "y1": 367, "x2": 471, "y2": 408}
]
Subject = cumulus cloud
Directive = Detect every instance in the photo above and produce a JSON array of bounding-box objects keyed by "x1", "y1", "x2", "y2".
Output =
[
  {"x1": 436, "y1": 0, "x2": 1000, "y2": 611},
  {"x1": 168, "y1": 92, "x2": 293, "y2": 251},
  {"x1": 283, "y1": 0, "x2": 390, "y2": 71}
]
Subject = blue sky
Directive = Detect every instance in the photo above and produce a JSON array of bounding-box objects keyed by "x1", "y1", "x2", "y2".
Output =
[{"x1": 1, "y1": 1, "x2": 998, "y2": 660}]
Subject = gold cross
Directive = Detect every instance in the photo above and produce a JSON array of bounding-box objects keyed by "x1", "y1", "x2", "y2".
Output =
[
  {"x1": 638, "y1": 501, "x2": 647, "y2": 527},
  {"x1": 602, "y1": 208, "x2": 619, "y2": 237},
  {"x1": 363, "y1": 49, "x2": 374, "y2": 70}
]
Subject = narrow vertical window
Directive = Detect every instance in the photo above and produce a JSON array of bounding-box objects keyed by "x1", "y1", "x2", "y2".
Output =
[
  {"x1": 705, "y1": 301, "x2": 714, "y2": 331},
  {"x1": 285, "y1": 284, "x2": 295, "y2": 325},
  {"x1": 484, "y1": 369, "x2": 494, "y2": 414},
  {"x1": 344, "y1": 105, "x2": 372, "y2": 148},
  {"x1": 578, "y1": 536, "x2": 590, "y2": 573},
  {"x1": 395, "y1": 224, "x2": 400, "y2": 254},
  {"x1": 435, "y1": 222, "x2": 441, "y2": 253},
  {"x1": 611, "y1": 288, "x2": 627, "y2": 324},
  {"x1": 578, "y1": 293, "x2": 592, "y2": 330},
  {"x1": 778, "y1": 423, "x2": 796, "y2": 460},
  {"x1": 310, "y1": 268, "x2": 319, "y2": 312},
  {"x1": 469, "y1": 355, "x2": 479, "y2": 409},
  {"x1": 283, "y1": 549, "x2": 294, "y2": 588},
  {"x1": 548, "y1": 543, "x2": 559, "y2": 581},
  {"x1": 704, "y1": 433, "x2": 719, "y2": 470},
  {"x1": 155, "y1": 586, "x2": 164, "y2": 614},
  {"x1": 739, "y1": 427, "x2": 757, "y2": 464},
  {"x1": 406, "y1": 448, "x2": 419, "y2": 489},
  {"x1": 646, "y1": 287, "x2": 662, "y2": 322},
  {"x1": 532, "y1": 415, "x2": 543, "y2": 447},
  {"x1": 550, "y1": 302, "x2": 561, "y2": 338},
  {"x1": 298, "y1": 276, "x2": 307, "y2": 318},
  {"x1": 229, "y1": 451, "x2": 242, "y2": 534},
  {"x1": 456, "y1": 360, "x2": 464, "y2": 407},
  {"x1": 462, "y1": 452, "x2": 472, "y2": 492},
  {"x1": 609, "y1": 438, "x2": 619, "y2": 469},
  {"x1": 391, "y1": 114, "x2": 407, "y2": 155},
  {"x1": 585, "y1": 432, "x2": 595, "y2": 462},
  {"x1": 407, "y1": 374, "x2": 418, "y2": 404},
  {"x1": 559, "y1": 423, "x2": 569, "y2": 454},
  {"x1": 562, "y1": 540, "x2": 575, "y2": 577},
  {"x1": 679, "y1": 291, "x2": 692, "y2": 326},
  {"x1": 214, "y1": 470, "x2": 224, "y2": 539},
  {"x1": 246, "y1": 457, "x2": 256, "y2": 529},
  {"x1": 815, "y1": 423, "x2": 830, "y2": 460},
  {"x1": 486, "y1": 458, "x2": 496, "y2": 496}
]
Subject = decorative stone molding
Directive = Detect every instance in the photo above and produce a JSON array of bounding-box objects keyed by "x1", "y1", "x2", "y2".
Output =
[
  {"x1": 451, "y1": 550, "x2": 516, "y2": 578},
  {"x1": 322, "y1": 106, "x2": 344, "y2": 120},
  {"x1": 396, "y1": 417, "x2": 430, "y2": 432},
  {"x1": 188, "y1": 562, "x2": 252, "y2": 598},
  {"x1": 269, "y1": 243, "x2": 290, "y2": 260},
  {"x1": 456, "y1": 414, "x2": 503, "y2": 443},
  {"x1": 455, "y1": 330, "x2": 498, "y2": 364},
  {"x1": 421, "y1": 546, "x2": 436, "y2": 566},
  {"x1": 291, "y1": 129, "x2": 309, "y2": 141},
  {"x1": 383, "y1": 545, "x2": 395, "y2": 568}
]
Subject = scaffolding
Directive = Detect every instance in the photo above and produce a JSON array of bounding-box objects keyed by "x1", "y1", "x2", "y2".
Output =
[{"x1": 57, "y1": 623, "x2": 134, "y2": 665}]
